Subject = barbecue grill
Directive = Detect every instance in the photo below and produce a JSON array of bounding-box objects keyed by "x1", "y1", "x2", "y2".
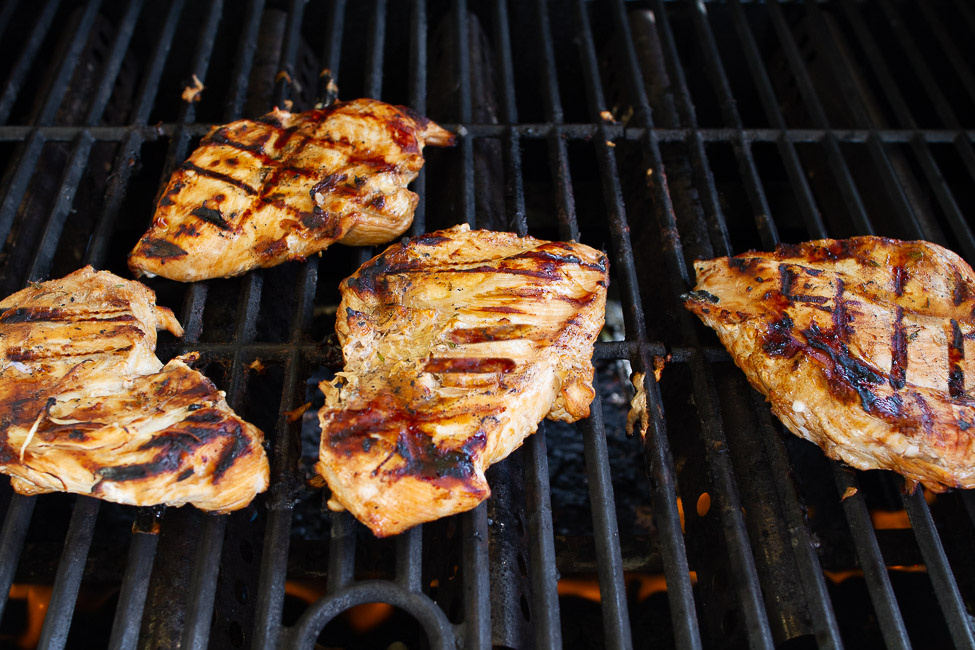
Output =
[{"x1": 1, "y1": 0, "x2": 974, "y2": 648}]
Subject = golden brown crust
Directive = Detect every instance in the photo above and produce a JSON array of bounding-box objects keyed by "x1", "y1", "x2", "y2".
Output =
[
  {"x1": 317, "y1": 225, "x2": 608, "y2": 536},
  {"x1": 0, "y1": 267, "x2": 268, "y2": 511},
  {"x1": 128, "y1": 98, "x2": 454, "y2": 281},
  {"x1": 684, "y1": 237, "x2": 975, "y2": 491}
]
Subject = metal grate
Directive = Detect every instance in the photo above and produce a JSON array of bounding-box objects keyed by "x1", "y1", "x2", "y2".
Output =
[{"x1": 0, "y1": 1, "x2": 974, "y2": 648}]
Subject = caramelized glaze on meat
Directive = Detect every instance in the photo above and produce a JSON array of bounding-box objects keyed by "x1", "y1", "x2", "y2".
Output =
[
  {"x1": 128, "y1": 98, "x2": 454, "y2": 282},
  {"x1": 317, "y1": 225, "x2": 608, "y2": 536},
  {"x1": 684, "y1": 237, "x2": 975, "y2": 491},
  {"x1": 0, "y1": 267, "x2": 268, "y2": 511}
]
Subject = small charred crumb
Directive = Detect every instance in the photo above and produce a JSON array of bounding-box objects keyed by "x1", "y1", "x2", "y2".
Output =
[
  {"x1": 684, "y1": 290, "x2": 720, "y2": 304},
  {"x1": 284, "y1": 402, "x2": 312, "y2": 422},
  {"x1": 181, "y1": 74, "x2": 205, "y2": 103}
]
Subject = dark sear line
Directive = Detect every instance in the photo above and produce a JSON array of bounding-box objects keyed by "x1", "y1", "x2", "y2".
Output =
[
  {"x1": 832, "y1": 279, "x2": 850, "y2": 341},
  {"x1": 0, "y1": 307, "x2": 138, "y2": 324},
  {"x1": 424, "y1": 357, "x2": 517, "y2": 374},
  {"x1": 447, "y1": 324, "x2": 537, "y2": 344},
  {"x1": 948, "y1": 319, "x2": 965, "y2": 399},
  {"x1": 181, "y1": 161, "x2": 257, "y2": 196},
  {"x1": 890, "y1": 306, "x2": 907, "y2": 390},
  {"x1": 139, "y1": 237, "x2": 188, "y2": 259},
  {"x1": 779, "y1": 263, "x2": 796, "y2": 297},
  {"x1": 190, "y1": 205, "x2": 231, "y2": 230},
  {"x1": 892, "y1": 262, "x2": 907, "y2": 297}
]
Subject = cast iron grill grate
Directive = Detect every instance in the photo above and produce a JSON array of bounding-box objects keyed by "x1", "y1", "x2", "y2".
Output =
[{"x1": 0, "y1": 1, "x2": 973, "y2": 648}]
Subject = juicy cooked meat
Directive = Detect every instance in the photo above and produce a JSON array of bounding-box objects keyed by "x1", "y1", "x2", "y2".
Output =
[
  {"x1": 0, "y1": 267, "x2": 268, "y2": 511},
  {"x1": 684, "y1": 237, "x2": 975, "y2": 492},
  {"x1": 128, "y1": 98, "x2": 454, "y2": 282},
  {"x1": 317, "y1": 225, "x2": 608, "y2": 536}
]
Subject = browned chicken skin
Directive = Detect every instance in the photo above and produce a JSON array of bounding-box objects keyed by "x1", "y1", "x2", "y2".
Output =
[
  {"x1": 317, "y1": 225, "x2": 608, "y2": 536},
  {"x1": 684, "y1": 237, "x2": 975, "y2": 492},
  {"x1": 0, "y1": 267, "x2": 268, "y2": 511},
  {"x1": 128, "y1": 98, "x2": 454, "y2": 282}
]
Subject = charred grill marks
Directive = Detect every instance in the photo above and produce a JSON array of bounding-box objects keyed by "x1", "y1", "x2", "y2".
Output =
[
  {"x1": 948, "y1": 319, "x2": 965, "y2": 399},
  {"x1": 190, "y1": 205, "x2": 231, "y2": 230},
  {"x1": 181, "y1": 161, "x2": 257, "y2": 196},
  {"x1": 891, "y1": 306, "x2": 908, "y2": 390},
  {"x1": 424, "y1": 358, "x2": 517, "y2": 374},
  {"x1": 139, "y1": 238, "x2": 188, "y2": 259}
]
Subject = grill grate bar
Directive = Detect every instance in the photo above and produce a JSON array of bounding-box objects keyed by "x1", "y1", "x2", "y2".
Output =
[
  {"x1": 613, "y1": 2, "x2": 784, "y2": 647},
  {"x1": 83, "y1": 0, "x2": 186, "y2": 267},
  {"x1": 683, "y1": 0, "x2": 779, "y2": 249},
  {"x1": 223, "y1": 0, "x2": 266, "y2": 121},
  {"x1": 395, "y1": 526, "x2": 423, "y2": 590},
  {"x1": 577, "y1": 2, "x2": 669, "y2": 647},
  {"x1": 644, "y1": 4, "x2": 732, "y2": 256},
  {"x1": 790, "y1": 4, "x2": 975, "y2": 643},
  {"x1": 408, "y1": 0, "x2": 427, "y2": 233},
  {"x1": 244, "y1": 0, "x2": 343, "y2": 629},
  {"x1": 873, "y1": 0, "x2": 975, "y2": 260},
  {"x1": 0, "y1": 0, "x2": 19, "y2": 47},
  {"x1": 0, "y1": 131, "x2": 46, "y2": 260},
  {"x1": 24, "y1": 131, "x2": 94, "y2": 285},
  {"x1": 493, "y1": 0, "x2": 527, "y2": 235},
  {"x1": 462, "y1": 504, "x2": 492, "y2": 648},
  {"x1": 0, "y1": 495, "x2": 35, "y2": 622},
  {"x1": 36, "y1": 497, "x2": 100, "y2": 649},
  {"x1": 494, "y1": 1, "x2": 560, "y2": 645},
  {"x1": 77, "y1": 5, "x2": 189, "y2": 643},
  {"x1": 4, "y1": 122, "x2": 975, "y2": 144},
  {"x1": 729, "y1": 2, "x2": 820, "y2": 236},
  {"x1": 600, "y1": 2, "x2": 706, "y2": 647},
  {"x1": 535, "y1": 0, "x2": 578, "y2": 242},
  {"x1": 878, "y1": 0, "x2": 960, "y2": 130},
  {"x1": 364, "y1": 0, "x2": 387, "y2": 100},
  {"x1": 916, "y1": 3, "x2": 975, "y2": 110},
  {"x1": 0, "y1": 0, "x2": 61, "y2": 125},
  {"x1": 84, "y1": 0, "x2": 144, "y2": 126},
  {"x1": 180, "y1": 516, "x2": 229, "y2": 650},
  {"x1": 803, "y1": 1, "x2": 926, "y2": 240},
  {"x1": 736, "y1": 1, "x2": 935, "y2": 644},
  {"x1": 670, "y1": 2, "x2": 851, "y2": 644},
  {"x1": 454, "y1": 0, "x2": 475, "y2": 228},
  {"x1": 833, "y1": 467, "x2": 911, "y2": 649},
  {"x1": 765, "y1": 0, "x2": 873, "y2": 235},
  {"x1": 35, "y1": 0, "x2": 103, "y2": 126},
  {"x1": 107, "y1": 511, "x2": 162, "y2": 650},
  {"x1": 904, "y1": 490, "x2": 975, "y2": 648}
]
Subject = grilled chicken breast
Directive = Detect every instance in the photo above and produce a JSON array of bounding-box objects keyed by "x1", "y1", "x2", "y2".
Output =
[
  {"x1": 317, "y1": 225, "x2": 608, "y2": 536},
  {"x1": 0, "y1": 267, "x2": 268, "y2": 511},
  {"x1": 128, "y1": 98, "x2": 454, "y2": 282},
  {"x1": 684, "y1": 237, "x2": 975, "y2": 491}
]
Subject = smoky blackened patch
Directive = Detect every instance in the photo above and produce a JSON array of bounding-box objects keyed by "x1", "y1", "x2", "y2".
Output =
[
  {"x1": 190, "y1": 205, "x2": 231, "y2": 230},
  {"x1": 763, "y1": 315, "x2": 801, "y2": 358},
  {"x1": 138, "y1": 238, "x2": 188, "y2": 259}
]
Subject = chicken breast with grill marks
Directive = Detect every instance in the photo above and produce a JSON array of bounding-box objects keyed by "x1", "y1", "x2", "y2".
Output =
[
  {"x1": 128, "y1": 98, "x2": 454, "y2": 282},
  {"x1": 684, "y1": 237, "x2": 975, "y2": 492},
  {"x1": 0, "y1": 267, "x2": 268, "y2": 511},
  {"x1": 317, "y1": 225, "x2": 608, "y2": 536}
]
